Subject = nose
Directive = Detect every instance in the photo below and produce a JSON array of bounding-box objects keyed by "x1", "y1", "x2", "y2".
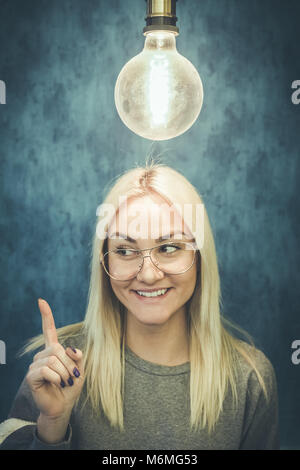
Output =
[{"x1": 136, "y1": 253, "x2": 164, "y2": 282}]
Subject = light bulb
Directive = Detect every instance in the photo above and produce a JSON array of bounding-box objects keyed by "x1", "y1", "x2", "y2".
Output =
[{"x1": 114, "y1": 30, "x2": 204, "y2": 141}]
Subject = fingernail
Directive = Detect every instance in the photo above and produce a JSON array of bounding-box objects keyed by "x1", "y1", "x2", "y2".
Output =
[
  {"x1": 73, "y1": 367, "x2": 80, "y2": 378},
  {"x1": 71, "y1": 347, "x2": 77, "y2": 354},
  {"x1": 60, "y1": 380, "x2": 65, "y2": 388},
  {"x1": 68, "y1": 377, "x2": 74, "y2": 386}
]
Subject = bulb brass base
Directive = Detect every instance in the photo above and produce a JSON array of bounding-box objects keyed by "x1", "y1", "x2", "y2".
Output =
[{"x1": 143, "y1": 0, "x2": 179, "y2": 35}]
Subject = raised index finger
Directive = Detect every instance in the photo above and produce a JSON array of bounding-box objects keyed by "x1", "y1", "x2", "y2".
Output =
[{"x1": 38, "y1": 298, "x2": 58, "y2": 348}]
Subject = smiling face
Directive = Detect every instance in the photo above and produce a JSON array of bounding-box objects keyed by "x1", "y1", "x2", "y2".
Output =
[{"x1": 105, "y1": 193, "x2": 198, "y2": 327}]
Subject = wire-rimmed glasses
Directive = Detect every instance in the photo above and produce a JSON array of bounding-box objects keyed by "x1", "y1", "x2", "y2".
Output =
[{"x1": 100, "y1": 241, "x2": 198, "y2": 281}]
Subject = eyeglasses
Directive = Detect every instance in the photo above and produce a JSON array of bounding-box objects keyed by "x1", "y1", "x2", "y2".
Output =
[{"x1": 100, "y1": 241, "x2": 198, "y2": 281}]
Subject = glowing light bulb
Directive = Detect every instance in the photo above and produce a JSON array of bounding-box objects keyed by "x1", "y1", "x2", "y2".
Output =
[{"x1": 114, "y1": 30, "x2": 203, "y2": 141}]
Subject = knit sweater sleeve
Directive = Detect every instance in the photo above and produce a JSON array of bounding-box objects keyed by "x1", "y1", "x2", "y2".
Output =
[
  {"x1": 239, "y1": 348, "x2": 280, "y2": 450},
  {"x1": 0, "y1": 375, "x2": 72, "y2": 450}
]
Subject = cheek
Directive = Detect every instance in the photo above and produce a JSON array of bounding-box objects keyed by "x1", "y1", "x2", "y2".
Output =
[
  {"x1": 109, "y1": 280, "x2": 122, "y2": 300},
  {"x1": 181, "y1": 268, "x2": 197, "y2": 296},
  {"x1": 110, "y1": 280, "x2": 130, "y2": 303}
]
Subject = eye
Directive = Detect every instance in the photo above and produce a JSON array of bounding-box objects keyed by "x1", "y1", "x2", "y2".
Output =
[
  {"x1": 114, "y1": 246, "x2": 138, "y2": 256},
  {"x1": 159, "y1": 243, "x2": 181, "y2": 253}
]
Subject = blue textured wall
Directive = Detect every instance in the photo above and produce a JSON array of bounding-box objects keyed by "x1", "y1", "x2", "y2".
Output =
[{"x1": 0, "y1": 0, "x2": 299, "y2": 449}]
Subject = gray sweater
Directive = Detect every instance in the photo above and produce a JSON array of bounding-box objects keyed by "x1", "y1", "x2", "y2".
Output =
[{"x1": 0, "y1": 334, "x2": 280, "y2": 450}]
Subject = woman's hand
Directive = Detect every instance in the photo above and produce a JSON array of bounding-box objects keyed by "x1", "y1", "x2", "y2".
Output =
[{"x1": 26, "y1": 299, "x2": 84, "y2": 435}]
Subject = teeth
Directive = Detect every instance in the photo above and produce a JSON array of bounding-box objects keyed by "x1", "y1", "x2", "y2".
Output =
[{"x1": 136, "y1": 288, "x2": 168, "y2": 297}]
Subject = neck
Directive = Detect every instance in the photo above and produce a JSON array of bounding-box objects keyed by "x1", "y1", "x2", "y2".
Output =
[{"x1": 125, "y1": 307, "x2": 190, "y2": 366}]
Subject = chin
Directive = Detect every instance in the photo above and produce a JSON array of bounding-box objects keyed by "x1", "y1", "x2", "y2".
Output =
[
  {"x1": 133, "y1": 313, "x2": 174, "y2": 326},
  {"x1": 129, "y1": 305, "x2": 178, "y2": 320}
]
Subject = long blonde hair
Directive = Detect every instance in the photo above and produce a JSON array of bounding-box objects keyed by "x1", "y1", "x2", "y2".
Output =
[{"x1": 18, "y1": 158, "x2": 269, "y2": 435}]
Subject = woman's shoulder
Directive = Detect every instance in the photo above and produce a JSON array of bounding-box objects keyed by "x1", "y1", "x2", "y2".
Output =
[
  {"x1": 236, "y1": 340, "x2": 275, "y2": 370},
  {"x1": 234, "y1": 340, "x2": 278, "y2": 398},
  {"x1": 232, "y1": 341, "x2": 280, "y2": 449}
]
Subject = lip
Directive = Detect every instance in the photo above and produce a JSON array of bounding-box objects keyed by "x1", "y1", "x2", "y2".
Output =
[{"x1": 131, "y1": 287, "x2": 173, "y2": 301}]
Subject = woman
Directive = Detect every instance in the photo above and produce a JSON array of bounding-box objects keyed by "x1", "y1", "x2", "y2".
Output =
[{"x1": 0, "y1": 161, "x2": 280, "y2": 450}]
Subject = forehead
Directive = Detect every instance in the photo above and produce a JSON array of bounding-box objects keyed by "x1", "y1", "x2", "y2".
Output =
[{"x1": 107, "y1": 194, "x2": 193, "y2": 240}]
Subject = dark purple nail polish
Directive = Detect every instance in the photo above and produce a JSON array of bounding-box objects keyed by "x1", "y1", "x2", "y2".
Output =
[
  {"x1": 71, "y1": 347, "x2": 77, "y2": 354},
  {"x1": 60, "y1": 380, "x2": 65, "y2": 388},
  {"x1": 73, "y1": 367, "x2": 80, "y2": 378},
  {"x1": 68, "y1": 377, "x2": 74, "y2": 386}
]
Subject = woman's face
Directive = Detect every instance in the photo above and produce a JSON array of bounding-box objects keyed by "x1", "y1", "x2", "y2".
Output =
[{"x1": 106, "y1": 193, "x2": 198, "y2": 326}]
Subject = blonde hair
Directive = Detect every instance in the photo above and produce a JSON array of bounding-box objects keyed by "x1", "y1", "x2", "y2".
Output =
[{"x1": 18, "y1": 157, "x2": 269, "y2": 435}]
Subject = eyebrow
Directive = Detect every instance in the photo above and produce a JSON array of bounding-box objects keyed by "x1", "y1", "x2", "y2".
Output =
[{"x1": 108, "y1": 231, "x2": 195, "y2": 243}]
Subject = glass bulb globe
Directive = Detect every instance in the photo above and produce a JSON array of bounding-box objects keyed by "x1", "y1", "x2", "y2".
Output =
[{"x1": 114, "y1": 31, "x2": 204, "y2": 141}]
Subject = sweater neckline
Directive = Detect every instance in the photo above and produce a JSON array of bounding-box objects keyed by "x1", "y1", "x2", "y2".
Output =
[{"x1": 124, "y1": 344, "x2": 190, "y2": 376}]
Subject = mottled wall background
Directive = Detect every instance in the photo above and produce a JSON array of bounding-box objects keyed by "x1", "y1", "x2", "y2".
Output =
[{"x1": 0, "y1": 0, "x2": 299, "y2": 449}]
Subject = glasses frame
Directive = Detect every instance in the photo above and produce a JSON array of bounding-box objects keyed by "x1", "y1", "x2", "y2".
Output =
[{"x1": 100, "y1": 240, "x2": 199, "y2": 281}]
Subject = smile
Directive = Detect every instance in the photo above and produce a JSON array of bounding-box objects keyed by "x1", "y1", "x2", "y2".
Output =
[{"x1": 132, "y1": 288, "x2": 172, "y2": 300}]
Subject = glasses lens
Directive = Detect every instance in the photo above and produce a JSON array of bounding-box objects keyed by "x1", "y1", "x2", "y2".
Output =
[
  {"x1": 103, "y1": 242, "x2": 195, "y2": 280},
  {"x1": 152, "y1": 242, "x2": 195, "y2": 274},
  {"x1": 103, "y1": 248, "x2": 143, "y2": 281}
]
